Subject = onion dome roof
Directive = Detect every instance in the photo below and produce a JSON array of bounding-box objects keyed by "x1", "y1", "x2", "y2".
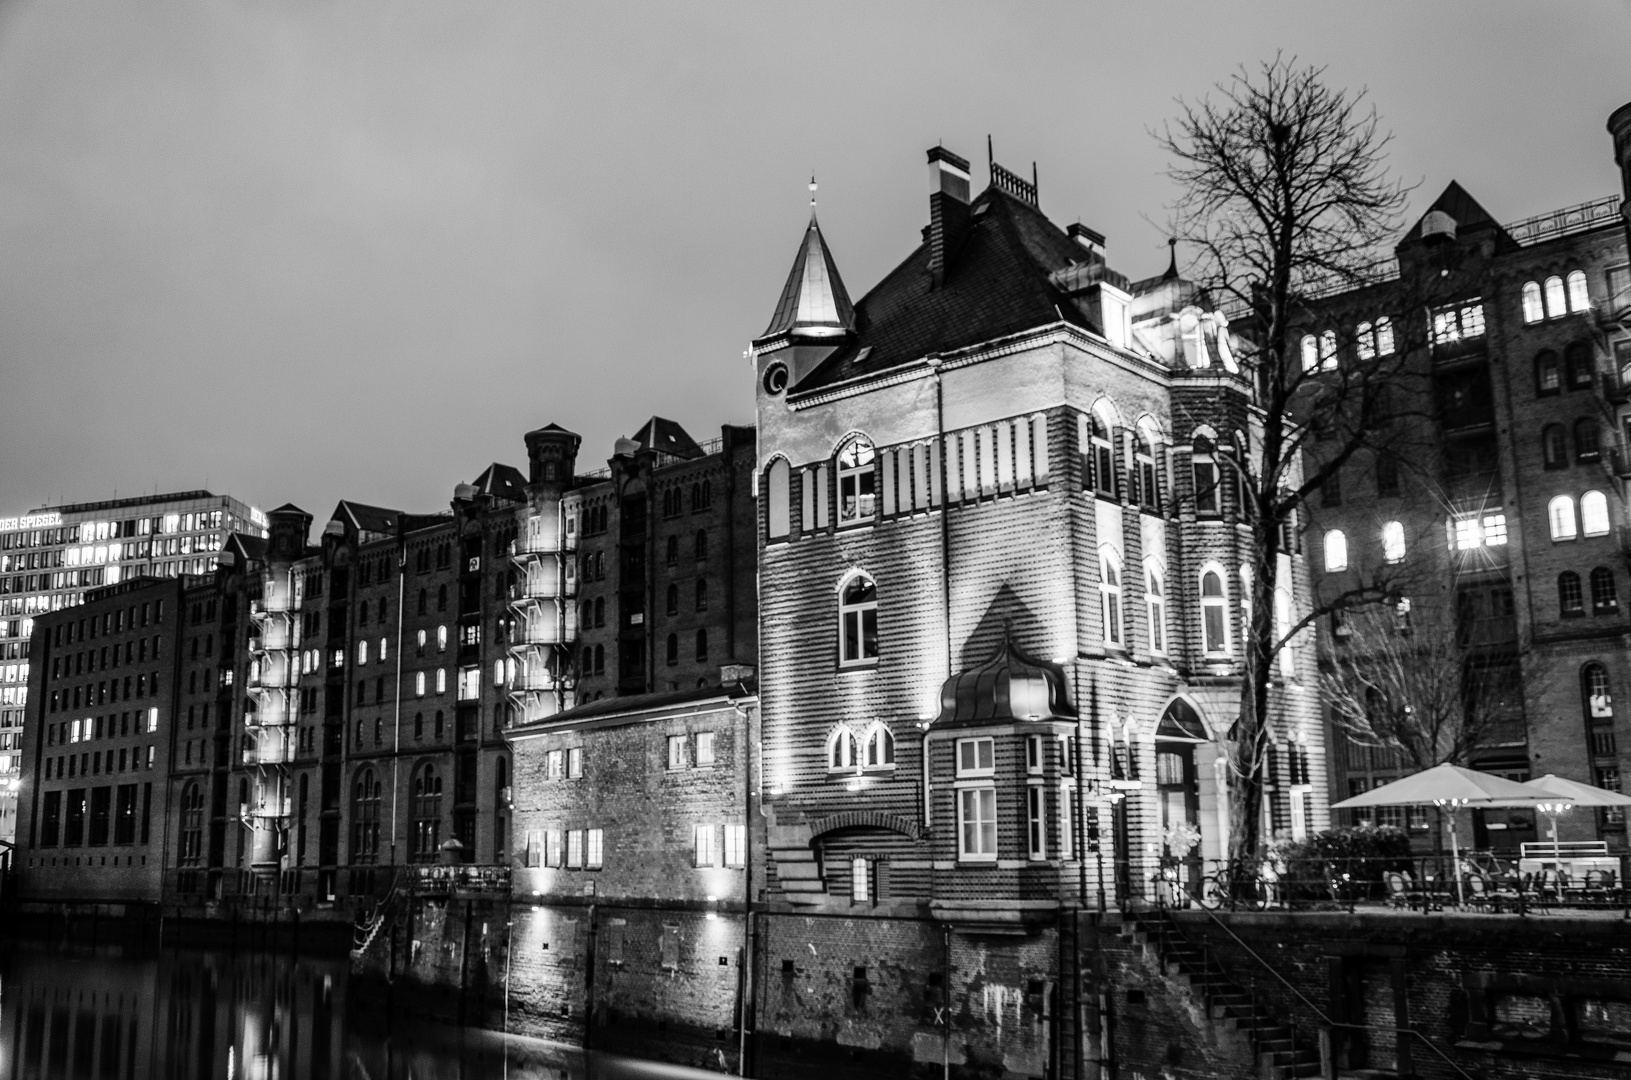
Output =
[{"x1": 935, "y1": 632, "x2": 1074, "y2": 725}]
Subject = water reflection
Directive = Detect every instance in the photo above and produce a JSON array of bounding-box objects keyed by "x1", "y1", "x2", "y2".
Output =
[{"x1": 0, "y1": 944, "x2": 713, "y2": 1080}]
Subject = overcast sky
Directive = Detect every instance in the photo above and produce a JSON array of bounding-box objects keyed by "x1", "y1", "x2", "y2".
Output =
[{"x1": 0, "y1": 3, "x2": 1627, "y2": 522}]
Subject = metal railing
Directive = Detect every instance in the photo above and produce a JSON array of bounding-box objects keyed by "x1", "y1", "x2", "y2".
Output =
[{"x1": 1503, "y1": 195, "x2": 1621, "y2": 246}]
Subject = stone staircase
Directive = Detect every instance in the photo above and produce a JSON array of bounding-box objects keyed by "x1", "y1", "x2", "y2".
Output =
[
  {"x1": 1123, "y1": 910, "x2": 1325, "y2": 1080},
  {"x1": 764, "y1": 804, "x2": 825, "y2": 904}
]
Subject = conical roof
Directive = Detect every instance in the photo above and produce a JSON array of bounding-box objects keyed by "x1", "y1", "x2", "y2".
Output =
[
  {"x1": 935, "y1": 632, "x2": 1074, "y2": 725},
  {"x1": 759, "y1": 211, "x2": 856, "y2": 341}
]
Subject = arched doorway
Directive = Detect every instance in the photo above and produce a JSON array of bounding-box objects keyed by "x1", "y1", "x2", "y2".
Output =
[{"x1": 1154, "y1": 699, "x2": 1209, "y2": 900}]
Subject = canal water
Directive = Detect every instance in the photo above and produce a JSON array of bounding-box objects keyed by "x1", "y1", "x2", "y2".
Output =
[{"x1": 0, "y1": 941, "x2": 709, "y2": 1080}]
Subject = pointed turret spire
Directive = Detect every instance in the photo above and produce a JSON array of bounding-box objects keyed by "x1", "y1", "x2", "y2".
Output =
[
  {"x1": 1162, "y1": 237, "x2": 1180, "y2": 281},
  {"x1": 759, "y1": 181, "x2": 856, "y2": 341}
]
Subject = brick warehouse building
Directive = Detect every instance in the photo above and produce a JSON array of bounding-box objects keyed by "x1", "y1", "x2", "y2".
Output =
[{"x1": 1308, "y1": 113, "x2": 1631, "y2": 853}]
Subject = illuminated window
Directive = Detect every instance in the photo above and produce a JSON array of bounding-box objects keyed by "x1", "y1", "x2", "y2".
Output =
[
  {"x1": 1576, "y1": 418, "x2": 1601, "y2": 461},
  {"x1": 1356, "y1": 321, "x2": 1375, "y2": 360},
  {"x1": 1431, "y1": 300, "x2": 1485, "y2": 343},
  {"x1": 1382, "y1": 521, "x2": 1406, "y2": 564},
  {"x1": 958, "y1": 788, "x2": 997, "y2": 861},
  {"x1": 410, "y1": 764, "x2": 442, "y2": 862},
  {"x1": 414, "y1": 671, "x2": 425, "y2": 697},
  {"x1": 1545, "y1": 276, "x2": 1567, "y2": 318},
  {"x1": 1319, "y1": 330, "x2": 1338, "y2": 371},
  {"x1": 1522, "y1": 281, "x2": 1544, "y2": 323},
  {"x1": 836, "y1": 435, "x2": 877, "y2": 525},
  {"x1": 1584, "y1": 663, "x2": 1613, "y2": 719},
  {"x1": 864, "y1": 722, "x2": 895, "y2": 769},
  {"x1": 1567, "y1": 270, "x2": 1590, "y2": 312},
  {"x1": 693, "y1": 824, "x2": 715, "y2": 868},
  {"x1": 1090, "y1": 415, "x2": 1116, "y2": 496},
  {"x1": 587, "y1": 828, "x2": 604, "y2": 869},
  {"x1": 1026, "y1": 787, "x2": 1046, "y2": 860},
  {"x1": 1581, "y1": 490, "x2": 1610, "y2": 537},
  {"x1": 1483, "y1": 515, "x2": 1508, "y2": 546},
  {"x1": 766, "y1": 459, "x2": 791, "y2": 540},
  {"x1": 435, "y1": 668, "x2": 446, "y2": 694},
  {"x1": 1323, "y1": 530, "x2": 1348, "y2": 572},
  {"x1": 1200, "y1": 568, "x2": 1229, "y2": 655},
  {"x1": 1300, "y1": 334, "x2": 1318, "y2": 373},
  {"x1": 1550, "y1": 495, "x2": 1578, "y2": 540},
  {"x1": 1191, "y1": 434, "x2": 1218, "y2": 515},
  {"x1": 838, "y1": 572, "x2": 879, "y2": 666},
  {"x1": 1133, "y1": 433, "x2": 1159, "y2": 509}
]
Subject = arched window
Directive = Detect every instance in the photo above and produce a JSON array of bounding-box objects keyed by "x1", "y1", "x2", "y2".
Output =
[
  {"x1": 838, "y1": 572, "x2": 879, "y2": 666},
  {"x1": 1582, "y1": 490, "x2": 1611, "y2": 537},
  {"x1": 665, "y1": 535, "x2": 678, "y2": 566},
  {"x1": 410, "y1": 764, "x2": 443, "y2": 862},
  {"x1": 826, "y1": 726, "x2": 858, "y2": 771},
  {"x1": 1192, "y1": 434, "x2": 1218, "y2": 514},
  {"x1": 865, "y1": 722, "x2": 895, "y2": 768},
  {"x1": 1374, "y1": 316, "x2": 1394, "y2": 356},
  {"x1": 665, "y1": 633, "x2": 678, "y2": 665},
  {"x1": 766, "y1": 458, "x2": 791, "y2": 539},
  {"x1": 418, "y1": 588, "x2": 428, "y2": 615},
  {"x1": 1323, "y1": 529, "x2": 1349, "y2": 573},
  {"x1": 1275, "y1": 587, "x2": 1296, "y2": 677},
  {"x1": 415, "y1": 711, "x2": 425, "y2": 738},
  {"x1": 1584, "y1": 663, "x2": 1613, "y2": 720},
  {"x1": 1382, "y1": 521, "x2": 1406, "y2": 564},
  {"x1": 1145, "y1": 561, "x2": 1166, "y2": 654},
  {"x1": 836, "y1": 436, "x2": 876, "y2": 524},
  {"x1": 1545, "y1": 275, "x2": 1567, "y2": 318},
  {"x1": 700, "y1": 479, "x2": 712, "y2": 508},
  {"x1": 1566, "y1": 342, "x2": 1594, "y2": 389},
  {"x1": 666, "y1": 584, "x2": 679, "y2": 615},
  {"x1": 1592, "y1": 567, "x2": 1619, "y2": 613},
  {"x1": 593, "y1": 597, "x2": 605, "y2": 627},
  {"x1": 1090, "y1": 416, "x2": 1116, "y2": 497},
  {"x1": 1567, "y1": 269, "x2": 1591, "y2": 312},
  {"x1": 1319, "y1": 330, "x2": 1338, "y2": 372},
  {"x1": 358, "y1": 600, "x2": 369, "y2": 626},
  {"x1": 593, "y1": 643, "x2": 604, "y2": 675},
  {"x1": 1536, "y1": 350, "x2": 1561, "y2": 395},
  {"x1": 695, "y1": 629, "x2": 708, "y2": 663},
  {"x1": 1542, "y1": 424, "x2": 1568, "y2": 468},
  {"x1": 437, "y1": 584, "x2": 448, "y2": 611},
  {"x1": 1356, "y1": 320, "x2": 1375, "y2": 359},
  {"x1": 1201, "y1": 568, "x2": 1229, "y2": 655},
  {"x1": 1549, "y1": 495, "x2": 1578, "y2": 540},
  {"x1": 695, "y1": 578, "x2": 709, "y2": 611},
  {"x1": 1300, "y1": 334, "x2": 1318, "y2": 373},
  {"x1": 351, "y1": 768, "x2": 381, "y2": 863},
  {"x1": 1099, "y1": 549, "x2": 1123, "y2": 646},
  {"x1": 1575, "y1": 418, "x2": 1601, "y2": 461},
  {"x1": 694, "y1": 529, "x2": 708, "y2": 561},
  {"x1": 1522, "y1": 281, "x2": 1545, "y2": 323},
  {"x1": 1559, "y1": 572, "x2": 1584, "y2": 616},
  {"x1": 1133, "y1": 433, "x2": 1158, "y2": 509},
  {"x1": 179, "y1": 783, "x2": 203, "y2": 867}
]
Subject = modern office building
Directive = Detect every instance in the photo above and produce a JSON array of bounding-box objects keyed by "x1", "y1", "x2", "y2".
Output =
[
  {"x1": 1307, "y1": 107, "x2": 1631, "y2": 852},
  {"x1": 0, "y1": 490, "x2": 262, "y2": 844}
]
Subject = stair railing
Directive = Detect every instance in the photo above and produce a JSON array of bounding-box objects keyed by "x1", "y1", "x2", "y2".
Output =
[{"x1": 1189, "y1": 904, "x2": 1477, "y2": 1080}]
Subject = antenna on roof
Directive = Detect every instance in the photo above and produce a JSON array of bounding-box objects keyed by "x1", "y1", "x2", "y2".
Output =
[
  {"x1": 987, "y1": 135, "x2": 994, "y2": 180},
  {"x1": 1032, "y1": 161, "x2": 1039, "y2": 204}
]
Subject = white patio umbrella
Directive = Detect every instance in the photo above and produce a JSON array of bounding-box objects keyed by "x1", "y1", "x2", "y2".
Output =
[
  {"x1": 1487, "y1": 773, "x2": 1631, "y2": 853},
  {"x1": 1330, "y1": 763, "x2": 1542, "y2": 904}
]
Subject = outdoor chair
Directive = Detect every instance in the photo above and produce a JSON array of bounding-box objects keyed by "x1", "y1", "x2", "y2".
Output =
[
  {"x1": 1582, "y1": 869, "x2": 1620, "y2": 906},
  {"x1": 1385, "y1": 871, "x2": 1412, "y2": 910},
  {"x1": 1464, "y1": 873, "x2": 1502, "y2": 913}
]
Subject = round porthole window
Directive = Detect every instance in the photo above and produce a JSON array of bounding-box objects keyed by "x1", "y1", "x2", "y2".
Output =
[{"x1": 762, "y1": 362, "x2": 789, "y2": 395}]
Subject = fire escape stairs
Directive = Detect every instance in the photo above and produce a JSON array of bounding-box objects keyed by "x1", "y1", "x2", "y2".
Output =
[{"x1": 1122, "y1": 910, "x2": 1326, "y2": 1080}]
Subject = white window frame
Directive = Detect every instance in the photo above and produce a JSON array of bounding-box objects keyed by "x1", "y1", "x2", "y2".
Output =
[
  {"x1": 1521, "y1": 281, "x2": 1544, "y2": 324},
  {"x1": 546, "y1": 749, "x2": 563, "y2": 780},
  {"x1": 695, "y1": 730, "x2": 715, "y2": 767},
  {"x1": 1025, "y1": 734, "x2": 1043, "y2": 775},
  {"x1": 1026, "y1": 784, "x2": 1046, "y2": 861},
  {"x1": 851, "y1": 857, "x2": 870, "y2": 903},
  {"x1": 864, "y1": 722, "x2": 895, "y2": 770},
  {"x1": 545, "y1": 828, "x2": 562, "y2": 868},
  {"x1": 837, "y1": 571, "x2": 879, "y2": 667},
  {"x1": 956, "y1": 736, "x2": 995, "y2": 778},
  {"x1": 1567, "y1": 269, "x2": 1591, "y2": 312},
  {"x1": 1545, "y1": 275, "x2": 1567, "y2": 318},
  {"x1": 827, "y1": 725, "x2": 858, "y2": 772},
  {"x1": 724, "y1": 824, "x2": 745, "y2": 868},
  {"x1": 586, "y1": 827, "x2": 604, "y2": 869},
  {"x1": 1060, "y1": 780, "x2": 1075, "y2": 861},
  {"x1": 666, "y1": 734, "x2": 686, "y2": 770},
  {"x1": 836, "y1": 435, "x2": 877, "y2": 525},
  {"x1": 1100, "y1": 547, "x2": 1123, "y2": 646},
  {"x1": 566, "y1": 829, "x2": 583, "y2": 869},
  {"x1": 957, "y1": 787, "x2": 997, "y2": 863},
  {"x1": 435, "y1": 668, "x2": 446, "y2": 694},
  {"x1": 566, "y1": 746, "x2": 583, "y2": 779},
  {"x1": 1145, "y1": 560, "x2": 1167, "y2": 654}
]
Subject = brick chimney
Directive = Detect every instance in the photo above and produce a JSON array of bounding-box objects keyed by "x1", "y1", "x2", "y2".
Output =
[{"x1": 927, "y1": 147, "x2": 971, "y2": 288}]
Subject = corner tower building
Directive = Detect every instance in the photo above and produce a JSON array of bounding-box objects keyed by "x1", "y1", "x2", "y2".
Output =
[{"x1": 751, "y1": 147, "x2": 1325, "y2": 936}]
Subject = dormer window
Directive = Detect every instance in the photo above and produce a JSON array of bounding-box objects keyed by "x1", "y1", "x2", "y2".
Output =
[{"x1": 836, "y1": 436, "x2": 877, "y2": 525}]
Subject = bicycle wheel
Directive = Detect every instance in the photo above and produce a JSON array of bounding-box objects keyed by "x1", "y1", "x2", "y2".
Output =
[{"x1": 1198, "y1": 874, "x2": 1227, "y2": 909}]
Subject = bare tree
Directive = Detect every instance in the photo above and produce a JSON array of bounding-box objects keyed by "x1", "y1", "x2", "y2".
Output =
[
  {"x1": 1157, "y1": 55, "x2": 1451, "y2": 864},
  {"x1": 1321, "y1": 602, "x2": 1517, "y2": 775}
]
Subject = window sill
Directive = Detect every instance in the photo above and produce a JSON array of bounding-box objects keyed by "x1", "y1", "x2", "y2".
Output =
[
  {"x1": 955, "y1": 855, "x2": 998, "y2": 866},
  {"x1": 837, "y1": 660, "x2": 879, "y2": 673}
]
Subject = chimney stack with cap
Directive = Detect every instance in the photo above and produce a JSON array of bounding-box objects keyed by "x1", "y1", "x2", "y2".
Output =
[
  {"x1": 926, "y1": 147, "x2": 971, "y2": 288},
  {"x1": 1067, "y1": 223, "x2": 1106, "y2": 265}
]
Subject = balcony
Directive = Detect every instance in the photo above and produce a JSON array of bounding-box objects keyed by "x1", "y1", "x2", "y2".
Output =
[
  {"x1": 510, "y1": 551, "x2": 577, "y2": 600},
  {"x1": 241, "y1": 728, "x2": 294, "y2": 767}
]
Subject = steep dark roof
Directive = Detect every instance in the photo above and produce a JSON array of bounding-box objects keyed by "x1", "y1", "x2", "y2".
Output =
[
  {"x1": 760, "y1": 213, "x2": 856, "y2": 340},
  {"x1": 471, "y1": 463, "x2": 526, "y2": 502},
  {"x1": 227, "y1": 533, "x2": 268, "y2": 561},
  {"x1": 269, "y1": 503, "x2": 307, "y2": 516},
  {"x1": 631, "y1": 417, "x2": 702, "y2": 459},
  {"x1": 1400, "y1": 181, "x2": 1517, "y2": 250},
  {"x1": 797, "y1": 187, "x2": 1098, "y2": 392},
  {"x1": 332, "y1": 501, "x2": 402, "y2": 536}
]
